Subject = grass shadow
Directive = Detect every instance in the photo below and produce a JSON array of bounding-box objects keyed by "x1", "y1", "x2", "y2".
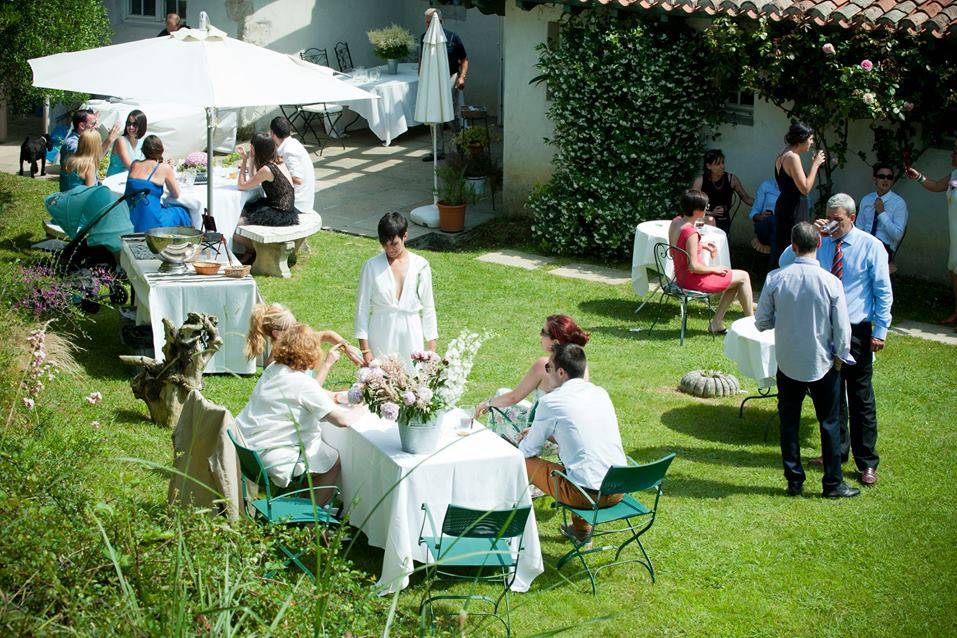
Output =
[
  {"x1": 659, "y1": 403, "x2": 816, "y2": 447},
  {"x1": 628, "y1": 444, "x2": 782, "y2": 469}
]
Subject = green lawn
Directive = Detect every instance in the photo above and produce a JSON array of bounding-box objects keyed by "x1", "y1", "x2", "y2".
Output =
[{"x1": 1, "y1": 173, "x2": 955, "y2": 636}]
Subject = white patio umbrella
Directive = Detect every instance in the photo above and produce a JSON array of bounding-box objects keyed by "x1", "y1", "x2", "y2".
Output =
[
  {"x1": 29, "y1": 12, "x2": 376, "y2": 216},
  {"x1": 410, "y1": 14, "x2": 454, "y2": 229}
]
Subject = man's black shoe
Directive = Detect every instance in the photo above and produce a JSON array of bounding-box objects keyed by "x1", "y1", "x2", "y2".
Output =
[
  {"x1": 822, "y1": 482, "x2": 861, "y2": 499},
  {"x1": 786, "y1": 482, "x2": 803, "y2": 496},
  {"x1": 421, "y1": 152, "x2": 446, "y2": 162}
]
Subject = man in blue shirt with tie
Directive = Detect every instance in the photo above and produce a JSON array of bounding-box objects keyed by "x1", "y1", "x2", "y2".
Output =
[{"x1": 779, "y1": 193, "x2": 893, "y2": 487}]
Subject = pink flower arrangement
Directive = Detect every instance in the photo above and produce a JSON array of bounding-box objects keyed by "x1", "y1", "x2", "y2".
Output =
[
  {"x1": 822, "y1": 43, "x2": 835, "y2": 55},
  {"x1": 860, "y1": 59, "x2": 873, "y2": 71},
  {"x1": 182, "y1": 151, "x2": 209, "y2": 170}
]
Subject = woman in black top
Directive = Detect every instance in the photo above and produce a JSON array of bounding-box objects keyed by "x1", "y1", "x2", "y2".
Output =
[
  {"x1": 772, "y1": 123, "x2": 825, "y2": 266},
  {"x1": 691, "y1": 149, "x2": 753, "y2": 235},
  {"x1": 237, "y1": 132, "x2": 300, "y2": 226}
]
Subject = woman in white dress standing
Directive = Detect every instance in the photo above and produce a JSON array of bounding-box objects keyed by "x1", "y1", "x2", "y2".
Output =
[
  {"x1": 906, "y1": 139, "x2": 957, "y2": 328},
  {"x1": 355, "y1": 212, "x2": 438, "y2": 365}
]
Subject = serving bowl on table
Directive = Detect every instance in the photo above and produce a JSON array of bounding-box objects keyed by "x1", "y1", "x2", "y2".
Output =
[
  {"x1": 192, "y1": 261, "x2": 222, "y2": 275},
  {"x1": 145, "y1": 226, "x2": 203, "y2": 273}
]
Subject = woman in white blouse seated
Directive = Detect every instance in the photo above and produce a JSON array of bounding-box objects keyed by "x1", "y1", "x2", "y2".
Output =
[
  {"x1": 355, "y1": 212, "x2": 437, "y2": 366},
  {"x1": 236, "y1": 324, "x2": 363, "y2": 504}
]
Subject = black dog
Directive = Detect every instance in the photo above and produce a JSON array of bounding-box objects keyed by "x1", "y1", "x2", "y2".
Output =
[{"x1": 20, "y1": 134, "x2": 55, "y2": 178}]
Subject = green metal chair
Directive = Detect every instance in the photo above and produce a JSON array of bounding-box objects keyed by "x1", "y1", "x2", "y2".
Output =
[
  {"x1": 227, "y1": 430, "x2": 340, "y2": 580},
  {"x1": 551, "y1": 453, "x2": 676, "y2": 594},
  {"x1": 417, "y1": 503, "x2": 532, "y2": 637}
]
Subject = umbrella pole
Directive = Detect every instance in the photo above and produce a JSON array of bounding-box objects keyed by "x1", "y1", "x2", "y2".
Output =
[
  {"x1": 206, "y1": 107, "x2": 214, "y2": 217},
  {"x1": 432, "y1": 124, "x2": 438, "y2": 206}
]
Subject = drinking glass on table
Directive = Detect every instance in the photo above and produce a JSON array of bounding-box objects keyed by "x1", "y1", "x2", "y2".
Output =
[{"x1": 455, "y1": 407, "x2": 475, "y2": 436}]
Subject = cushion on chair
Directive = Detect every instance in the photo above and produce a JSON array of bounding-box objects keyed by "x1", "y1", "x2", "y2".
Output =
[
  {"x1": 251, "y1": 497, "x2": 339, "y2": 525},
  {"x1": 302, "y1": 103, "x2": 344, "y2": 114},
  {"x1": 562, "y1": 494, "x2": 651, "y2": 526},
  {"x1": 420, "y1": 535, "x2": 517, "y2": 568}
]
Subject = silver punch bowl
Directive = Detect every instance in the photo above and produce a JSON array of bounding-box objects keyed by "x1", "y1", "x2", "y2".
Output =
[{"x1": 145, "y1": 226, "x2": 203, "y2": 273}]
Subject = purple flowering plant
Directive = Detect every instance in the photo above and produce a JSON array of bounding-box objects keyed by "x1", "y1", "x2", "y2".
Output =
[{"x1": 3, "y1": 262, "x2": 118, "y2": 326}]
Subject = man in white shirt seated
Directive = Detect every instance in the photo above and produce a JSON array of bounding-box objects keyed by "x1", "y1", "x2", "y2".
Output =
[
  {"x1": 268, "y1": 116, "x2": 316, "y2": 215},
  {"x1": 518, "y1": 343, "x2": 627, "y2": 542},
  {"x1": 856, "y1": 163, "x2": 908, "y2": 267}
]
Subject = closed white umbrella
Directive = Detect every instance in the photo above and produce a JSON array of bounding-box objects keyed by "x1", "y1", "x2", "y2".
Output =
[
  {"x1": 29, "y1": 12, "x2": 376, "y2": 216},
  {"x1": 410, "y1": 14, "x2": 454, "y2": 228}
]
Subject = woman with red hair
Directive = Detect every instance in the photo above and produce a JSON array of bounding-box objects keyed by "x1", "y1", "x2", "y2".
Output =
[{"x1": 476, "y1": 314, "x2": 590, "y2": 436}]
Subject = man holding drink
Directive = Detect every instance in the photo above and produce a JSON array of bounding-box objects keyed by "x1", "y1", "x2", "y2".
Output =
[{"x1": 779, "y1": 193, "x2": 893, "y2": 487}]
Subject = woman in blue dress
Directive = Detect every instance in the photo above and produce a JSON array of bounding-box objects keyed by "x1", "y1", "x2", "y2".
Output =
[
  {"x1": 125, "y1": 135, "x2": 192, "y2": 233},
  {"x1": 106, "y1": 109, "x2": 146, "y2": 177}
]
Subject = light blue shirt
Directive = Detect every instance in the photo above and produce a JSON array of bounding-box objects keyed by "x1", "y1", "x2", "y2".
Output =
[
  {"x1": 755, "y1": 256, "x2": 853, "y2": 382},
  {"x1": 749, "y1": 179, "x2": 780, "y2": 220},
  {"x1": 855, "y1": 190, "x2": 908, "y2": 251},
  {"x1": 779, "y1": 226, "x2": 893, "y2": 340},
  {"x1": 519, "y1": 378, "x2": 626, "y2": 491}
]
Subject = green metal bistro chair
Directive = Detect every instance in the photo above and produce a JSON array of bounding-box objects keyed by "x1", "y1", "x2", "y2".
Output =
[
  {"x1": 227, "y1": 430, "x2": 340, "y2": 580},
  {"x1": 551, "y1": 453, "x2": 676, "y2": 594},
  {"x1": 417, "y1": 503, "x2": 532, "y2": 637},
  {"x1": 642, "y1": 242, "x2": 715, "y2": 345}
]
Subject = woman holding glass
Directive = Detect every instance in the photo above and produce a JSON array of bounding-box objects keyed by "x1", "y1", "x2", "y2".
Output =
[{"x1": 772, "y1": 122, "x2": 826, "y2": 266}]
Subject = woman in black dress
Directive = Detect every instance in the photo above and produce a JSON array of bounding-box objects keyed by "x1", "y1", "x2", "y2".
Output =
[
  {"x1": 772, "y1": 123, "x2": 825, "y2": 266},
  {"x1": 691, "y1": 148, "x2": 753, "y2": 235},
  {"x1": 234, "y1": 132, "x2": 300, "y2": 258}
]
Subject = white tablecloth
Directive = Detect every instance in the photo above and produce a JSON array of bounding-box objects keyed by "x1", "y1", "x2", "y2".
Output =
[
  {"x1": 321, "y1": 408, "x2": 543, "y2": 594},
  {"x1": 84, "y1": 99, "x2": 238, "y2": 160},
  {"x1": 631, "y1": 219, "x2": 732, "y2": 297},
  {"x1": 724, "y1": 317, "x2": 776, "y2": 389},
  {"x1": 119, "y1": 237, "x2": 259, "y2": 375},
  {"x1": 333, "y1": 64, "x2": 420, "y2": 145},
  {"x1": 103, "y1": 171, "x2": 262, "y2": 251}
]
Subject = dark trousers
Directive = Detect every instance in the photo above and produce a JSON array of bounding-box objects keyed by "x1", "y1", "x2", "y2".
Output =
[
  {"x1": 754, "y1": 215, "x2": 776, "y2": 247},
  {"x1": 777, "y1": 366, "x2": 844, "y2": 490},
  {"x1": 838, "y1": 322, "x2": 880, "y2": 470}
]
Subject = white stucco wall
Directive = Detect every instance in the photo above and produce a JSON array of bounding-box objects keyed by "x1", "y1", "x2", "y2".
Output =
[
  {"x1": 502, "y1": 2, "x2": 561, "y2": 215},
  {"x1": 400, "y1": 1, "x2": 503, "y2": 119},
  {"x1": 500, "y1": 6, "x2": 953, "y2": 283}
]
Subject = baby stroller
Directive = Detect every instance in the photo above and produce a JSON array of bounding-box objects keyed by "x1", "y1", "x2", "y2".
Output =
[{"x1": 39, "y1": 185, "x2": 147, "y2": 313}]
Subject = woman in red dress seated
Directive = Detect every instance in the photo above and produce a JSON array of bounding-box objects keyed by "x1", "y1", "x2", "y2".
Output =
[{"x1": 668, "y1": 189, "x2": 754, "y2": 334}]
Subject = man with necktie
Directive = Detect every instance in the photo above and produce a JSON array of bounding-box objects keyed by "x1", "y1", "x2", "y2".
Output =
[
  {"x1": 856, "y1": 163, "x2": 909, "y2": 271},
  {"x1": 756, "y1": 222, "x2": 857, "y2": 498},
  {"x1": 779, "y1": 193, "x2": 893, "y2": 487}
]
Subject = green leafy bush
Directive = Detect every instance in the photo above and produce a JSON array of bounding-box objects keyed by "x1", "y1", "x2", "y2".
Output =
[{"x1": 527, "y1": 11, "x2": 725, "y2": 259}]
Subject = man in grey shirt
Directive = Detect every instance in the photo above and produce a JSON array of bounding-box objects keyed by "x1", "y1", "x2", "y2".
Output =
[{"x1": 755, "y1": 222, "x2": 859, "y2": 498}]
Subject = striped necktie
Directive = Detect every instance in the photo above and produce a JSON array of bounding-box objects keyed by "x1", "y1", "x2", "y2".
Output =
[{"x1": 831, "y1": 239, "x2": 844, "y2": 280}]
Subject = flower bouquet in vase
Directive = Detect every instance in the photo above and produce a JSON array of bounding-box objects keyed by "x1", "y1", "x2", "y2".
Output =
[
  {"x1": 178, "y1": 151, "x2": 209, "y2": 185},
  {"x1": 348, "y1": 330, "x2": 488, "y2": 454},
  {"x1": 367, "y1": 24, "x2": 415, "y2": 75}
]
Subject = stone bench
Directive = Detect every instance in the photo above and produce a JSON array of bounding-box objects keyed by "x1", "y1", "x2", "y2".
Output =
[{"x1": 234, "y1": 211, "x2": 323, "y2": 278}]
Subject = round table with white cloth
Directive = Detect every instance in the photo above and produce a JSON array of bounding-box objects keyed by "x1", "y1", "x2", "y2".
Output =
[
  {"x1": 103, "y1": 170, "x2": 263, "y2": 251},
  {"x1": 331, "y1": 63, "x2": 420, "y2": 145},
  {"x1": 631, "y1": 219, "x2": 732, "y2": 297},
  {"x1": 723, "y1": 316, "x2": 776, "y2": 389},
  {"x1": 84, "y1": 98, "x2": 238, "y2": 160}
]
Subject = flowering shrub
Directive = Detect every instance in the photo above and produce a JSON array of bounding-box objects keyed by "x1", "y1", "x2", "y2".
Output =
[
  {"x1": 349, "y1": 330, "x2": 488, "y2": 426},
  {"x1": 4, "y1": 263, "x2": 118, "y2": 325},
  {"x1": 367, "y1": 24, "x2": 415, "y2": 61},
  {"x1": 527, "y1": 11, "x2": 726, "y2": 258},
  {"x1": 21, "y1": 328, "x2": 58, "y2": 410}
]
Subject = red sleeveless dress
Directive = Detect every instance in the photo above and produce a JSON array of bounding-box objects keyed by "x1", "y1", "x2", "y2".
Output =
[{"x1": 672, "y1": 221, "x2": 732, "y2": 293}]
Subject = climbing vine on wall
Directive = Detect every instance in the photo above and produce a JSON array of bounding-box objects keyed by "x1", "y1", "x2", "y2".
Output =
[{"x1": 527, "y1": 11, "x2": 725, "y2": 259}]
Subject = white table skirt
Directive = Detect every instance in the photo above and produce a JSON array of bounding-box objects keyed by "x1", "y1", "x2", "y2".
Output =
[
  {"x1": 724, "y1": 317, "x2": 777, "y2": 389},
  {"x1": 332, "y1": 63, "x2": 420, "y2": 145},
  {"x1": 119, "y1": 238, "x2": 260, "y2": 375},
  {"x1": 103, "y1": 171, "x2": 263, "y2": 251},
  {"x1": 321, "y1": 408, "x2": 544, "y2": 594},
  {"x1": 631, "y1": 219, "x2": 732, "y2": 297},
  {"x1": 85, "y1": 99, "x2": 238, "y2": 160}
]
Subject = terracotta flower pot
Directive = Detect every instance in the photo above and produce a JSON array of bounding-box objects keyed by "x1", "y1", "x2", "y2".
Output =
[{"x1": 437, "y1": 201, "x2": 466, "y2": 233}]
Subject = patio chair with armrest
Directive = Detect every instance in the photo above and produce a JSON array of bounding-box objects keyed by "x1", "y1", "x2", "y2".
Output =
[
  {"x1": 226, "y1": 430, "x2": 340, "y2": 581},
  {"x1": 417, "y1": 503, "x2": 531, "y2": 637},
  {"x1": 551, "y1": 452, "x2": 676, "y2": 595},
  {"x1": 636, "y1": 242, "x2": 716, "y2": 345}
]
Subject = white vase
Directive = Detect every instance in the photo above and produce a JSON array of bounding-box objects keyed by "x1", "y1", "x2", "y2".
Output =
[
  {"x1": 397, "y1": 413, "x2": 442, "y2": 454},
  {"x1": 465, "y1": 176, "x2": 487, "y2": 197}
]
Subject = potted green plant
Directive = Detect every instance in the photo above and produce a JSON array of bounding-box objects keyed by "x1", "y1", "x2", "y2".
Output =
[
  {"x1": 451, "y1": 126, "x2": 490, "y2": 157},
  {"x1": 367, "y1": 24, "x2": 415, "y2": 75},
  {"x1": 436, "y1": 162, "x2": 479, "y2": 233},
  {"x1": 462, "y1": 152, "x2": 501, "y2": 197}
]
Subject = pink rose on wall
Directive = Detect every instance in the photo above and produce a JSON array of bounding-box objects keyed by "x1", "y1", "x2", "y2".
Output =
[
  {"x1": 822, "y1": 43, "x2": 835, "y2": 55},
  {"x1": 860, "y1": 59, "x2": 873, "y2": 71},
  {"x1": 863, "y1": 92, "x2": 876, "y2": 105},
  {"x1": 903, "y1": 102, "x2": 914, "y2": 112}
]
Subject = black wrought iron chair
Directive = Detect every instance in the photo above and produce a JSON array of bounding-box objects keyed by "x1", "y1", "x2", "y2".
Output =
[
  {"x1": 638, "y1": 242, "x2": 716, "y2": 345},
  {"x1": 301, "y1": 47, "x2": 329, "y2": 67},
  {"x1": 278, "y1": 48, "x2": 345, "y2": 154},
  {"x1": 334, "y1": 41, "x2": 354, "y2": 73}
]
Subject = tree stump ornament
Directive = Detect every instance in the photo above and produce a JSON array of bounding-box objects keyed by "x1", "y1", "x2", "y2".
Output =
[
  {"x1": 679, "y1": 370, "x2": 740, "y2": 398},
  {"x1": 119, "y1": 313, "x2": 222, "y2": 428}
]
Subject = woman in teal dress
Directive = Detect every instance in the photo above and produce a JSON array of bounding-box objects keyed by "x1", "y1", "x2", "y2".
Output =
[
  {"x1": 61, "y1": 130, "x2": 101, "y2": 191},
  {"x1": 106, "y1": 109, "x2": 146, "y2": 177},
  {"x1": 124, "y1": 135, "x2": 191, "y2": 233}
]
